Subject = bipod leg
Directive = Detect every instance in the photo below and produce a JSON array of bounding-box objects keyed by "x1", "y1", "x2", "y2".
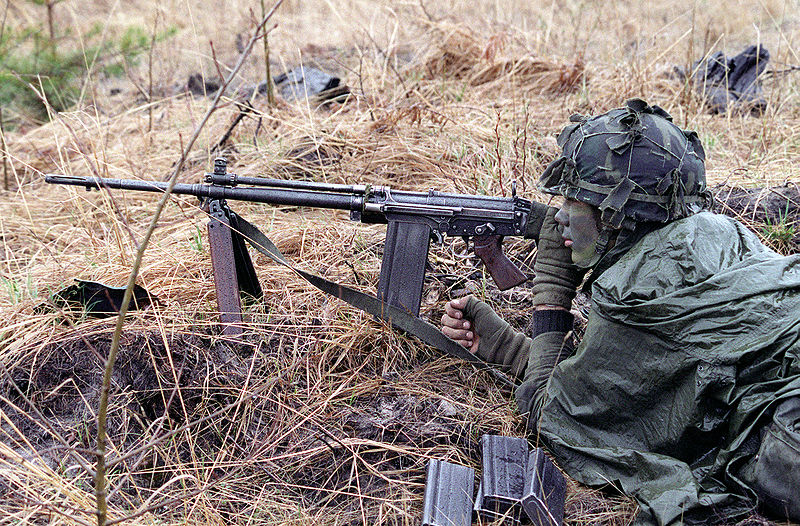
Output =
[
  {"x1": 230, "y1": 211, "x2": 263, "y2": 301},
  {"x1": 207, "y1": 199, "x2": 248, "y2": 335}
]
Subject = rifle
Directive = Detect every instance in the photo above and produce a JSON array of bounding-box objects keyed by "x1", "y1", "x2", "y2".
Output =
[{"x1": 45, "y1": 158, "x2": 547, "y2": 338}]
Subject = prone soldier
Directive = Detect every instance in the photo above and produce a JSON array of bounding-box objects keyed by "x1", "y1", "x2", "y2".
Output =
[{"x1": 442, "y1": 99, "x2": 800, "y2": 524}]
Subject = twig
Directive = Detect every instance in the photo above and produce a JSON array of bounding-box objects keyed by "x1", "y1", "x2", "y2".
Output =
[
  {"x1": 357, "y1": 46, "x2": 375, "y2": 121},
  {"x1": 763, "y1": 64, "x2": 800, "y2": 77},
  {"x1": 211, "y1": 103, "x2": 254, "y2": 154},
  {"x1": 418, "y1": 0, "x2": 437, "y2": 22},
  {"x1": 209, "y1": 40, "x2": 226, "y2": 84},
  {"x1": 0, "y1": 0, "x2": 7, "y2": 44},
  {"x1": 147, "y1": 10, "x2": 158, "y2": 134},
  {"x1": 92, "y1": 2, "x2": 284, "y2": 525},
  {"x1": 494, "y1": 110, "x2": 505, "y2": 196},
  {"x1": 683, "y1": 0, "x2": 697, "y2": 124},
  {"x1": 520, "y1": 105, "x2": 528, "y2": 194},
  {"x1": 45, "y1": 1, "x2": 56, "y2": 47},
  {"x1": 261, "y1": 0, "x2": 276, "y2": 106},
  {"x1": 0, "y1": 2, "x2": 7, "y2": 192},
  {"x1": 253, "y1": 116, "x2": 263, "y2": 147},
  {"x1": 1, "y1": 107, "x2": 7, "y2": 191}
]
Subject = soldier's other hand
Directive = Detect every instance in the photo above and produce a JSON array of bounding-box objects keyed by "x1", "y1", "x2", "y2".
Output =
[
  {"x1": 441, "y1": 296, "x2": 480, "y2": 354},
  {"x1": 532, "y1": 206, "x2": 587, "y2": 309}
]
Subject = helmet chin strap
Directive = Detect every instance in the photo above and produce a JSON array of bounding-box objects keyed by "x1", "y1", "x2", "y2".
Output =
[{"x1": 575, "y1": 227, "x2": 616, "y2": 269}]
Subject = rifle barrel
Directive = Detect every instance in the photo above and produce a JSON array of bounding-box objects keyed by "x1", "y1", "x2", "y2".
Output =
[
  {"x1": 44, "y1": 175, "x2": 363, "y2": 211},
  {"x1": 44, "y1": 174, "x2": 534, "y2": 233}
]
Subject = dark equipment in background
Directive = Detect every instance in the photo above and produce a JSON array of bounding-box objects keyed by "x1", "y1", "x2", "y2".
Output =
[
  {"x1": 48, "y1": 279, "x2": 155, "y2": 318},
  {"x1": 691, "y1": 45, "x2": 770, "y2": 115}
]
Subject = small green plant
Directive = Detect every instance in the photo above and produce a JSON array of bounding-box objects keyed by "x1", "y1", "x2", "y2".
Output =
[
  {"x1": 190, "y1": 225, "x2": 205, "y2": 253},
  {"x1": 703, "y1": 133, "x2": 718, "y2": 150},
  {"x1": 0, "y1": 9, "x2": 175, "y2": 125},
  {"x1": 0, "y1": 274, "x2": 38, "y2": 303},
  {"x1": 1, "y1": 277, "x2": 22, "y2": 303},
  {"x1": 455, "y1": 82, "x2": 467, "y2": 102},
  {"x1": 761, "y1": 203, "x2": 797, "y2": 253}
]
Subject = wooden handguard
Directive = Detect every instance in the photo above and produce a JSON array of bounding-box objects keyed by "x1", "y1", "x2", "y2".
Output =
[{"x1": 473, "y1": 235, "x2": 528, "y2": 290}]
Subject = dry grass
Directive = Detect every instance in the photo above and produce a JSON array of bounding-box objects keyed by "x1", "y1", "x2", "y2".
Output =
[{"x1": 1, "y1": 0, "x2": 799, "y2": 524}]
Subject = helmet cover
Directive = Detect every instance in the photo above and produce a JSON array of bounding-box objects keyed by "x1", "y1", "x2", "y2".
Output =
[{"x1": 540, "y1": 99, "x2": 711, "y2": 230}]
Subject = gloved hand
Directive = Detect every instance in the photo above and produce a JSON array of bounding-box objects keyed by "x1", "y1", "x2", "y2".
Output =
[
  {"x1": 441, "y1": 296, "x2": 533, "y2": 379},
  {"x1": 532, "y1": 206, "x2": 586, "y2": 308}
]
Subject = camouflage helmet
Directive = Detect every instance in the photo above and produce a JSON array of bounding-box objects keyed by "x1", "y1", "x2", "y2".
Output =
[{"x1": 540, "y1": 99, "x2": 711, "y2": 230}]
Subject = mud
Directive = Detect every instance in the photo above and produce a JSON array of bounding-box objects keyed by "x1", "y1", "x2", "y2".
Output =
[
  {"x1": 0, "y1": 328, "x2": 261, "y2": 502},
  {"x1": 713, "y1": 183, "x2": 800, "y2": 253},
  {"x1": 0, "y1": 318, "x2": 504, "y2": 524}
]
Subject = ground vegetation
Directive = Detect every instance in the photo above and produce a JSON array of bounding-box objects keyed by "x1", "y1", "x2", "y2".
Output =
[{"x1": 0, "y1": 0, "x2": 798, "y2": 524}]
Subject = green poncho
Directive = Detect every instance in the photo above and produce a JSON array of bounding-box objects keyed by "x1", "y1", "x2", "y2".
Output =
[{"x1": 536, "y1": 212, "x2": 800, "y2": 525}]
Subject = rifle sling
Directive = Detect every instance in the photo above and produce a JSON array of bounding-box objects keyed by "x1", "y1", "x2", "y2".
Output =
[{"x1": 234, "y1": 214, "x2": 516, "y2": 388}]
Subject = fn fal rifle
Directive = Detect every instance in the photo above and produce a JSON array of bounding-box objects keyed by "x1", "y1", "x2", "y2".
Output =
[{"x1": 45, "y1": 158, "x2": 547, "y2": 340}]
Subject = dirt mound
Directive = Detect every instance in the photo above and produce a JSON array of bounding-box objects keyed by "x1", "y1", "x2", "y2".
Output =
[
  {"x1": 714, "y1": 183, "x2": 800, "y2": 254},
  {"x1": 1, "y1": 329, "x2": 240, "y2": 491},
  {"x1": 0, "y1": 318, "x2": 516, "y2": 523}
]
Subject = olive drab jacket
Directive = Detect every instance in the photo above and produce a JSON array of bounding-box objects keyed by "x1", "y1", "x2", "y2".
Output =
[{"x1": 528, "y1": 212, "x2": 800, "y2": 525}]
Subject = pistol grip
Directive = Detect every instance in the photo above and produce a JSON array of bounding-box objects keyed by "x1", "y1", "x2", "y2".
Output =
[{"x1": 473, "y1": 235, "x2": 528, "y2": 290}]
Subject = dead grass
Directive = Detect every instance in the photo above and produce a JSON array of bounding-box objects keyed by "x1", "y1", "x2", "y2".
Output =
[{"x1": 1, "y1": 0, "x2": 799, "y2": 524}]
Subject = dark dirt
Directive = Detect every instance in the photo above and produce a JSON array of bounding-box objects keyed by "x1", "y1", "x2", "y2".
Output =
[
  {"x1": 0, "y1": 318, "x2": 508, "y2": 523},
  {"x1": 713, "y1": 183, "x2": 800, "y2": 253},
  {"x1": 0, "y1": 328, "x2": 260, "y2": 503},
  {"x1": 278, "y1": 385, "x2": 481, "y2": 519}
]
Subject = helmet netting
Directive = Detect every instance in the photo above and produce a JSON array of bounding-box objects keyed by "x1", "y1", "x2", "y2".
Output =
[{"x1": 540, "y1": 99, "x2": 712, "y2": 230}]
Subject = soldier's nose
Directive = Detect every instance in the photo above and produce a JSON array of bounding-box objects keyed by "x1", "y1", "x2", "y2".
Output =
[{"x1": 554, "y1": 208, "x2": 569, "y2": 227}]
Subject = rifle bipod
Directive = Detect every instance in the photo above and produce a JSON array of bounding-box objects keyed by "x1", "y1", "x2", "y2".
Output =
[{"x1": 205, "y1": 197, "x2": 263, "y2": 335}]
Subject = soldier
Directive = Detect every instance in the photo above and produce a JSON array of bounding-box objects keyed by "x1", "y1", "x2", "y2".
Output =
[{"x1": 441, "y1": 99, "x2": 800, "y2": 524}]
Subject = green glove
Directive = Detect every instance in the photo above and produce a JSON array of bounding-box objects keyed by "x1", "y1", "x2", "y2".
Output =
[
  {"x1": 462, "y1": 296, "x2": 533, "y2": 379},
  {"x1": 524, "y1": 201, "x2": 549, "y2": 241},
  {"x1": 532, "y1": 207, "x2": 586, "y2": 308}
]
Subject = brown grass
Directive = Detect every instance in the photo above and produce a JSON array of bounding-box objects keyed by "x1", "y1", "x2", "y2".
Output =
[{"x1": 1, "y1": 0, "x2": 799, "y2": 524}]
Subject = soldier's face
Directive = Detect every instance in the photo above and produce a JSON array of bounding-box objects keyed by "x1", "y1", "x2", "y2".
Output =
[{"x1": 554, "y1": 199, "x2": 602, "y2": 267}]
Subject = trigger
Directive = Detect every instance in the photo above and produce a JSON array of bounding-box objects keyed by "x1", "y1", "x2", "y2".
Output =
[{"x1": 431, "y1": 230, "x2": 444, "y2": 244}]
